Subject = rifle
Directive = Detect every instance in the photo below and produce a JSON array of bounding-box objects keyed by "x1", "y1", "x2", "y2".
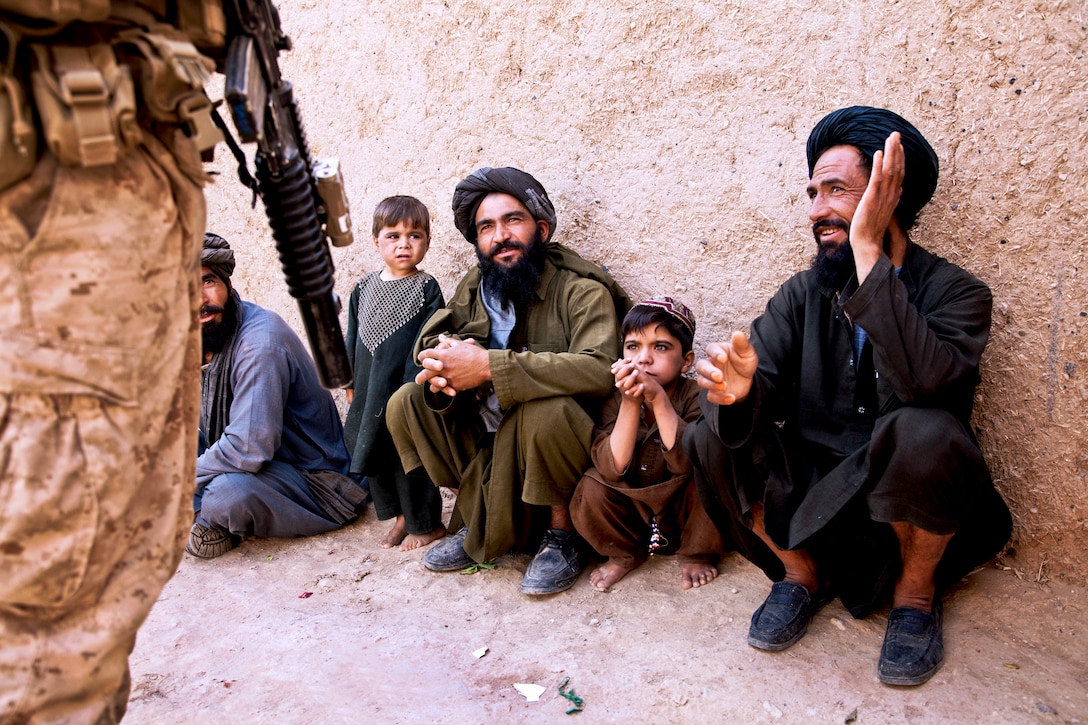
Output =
[{"x1": 220, "y1": 0, "x2": 354, "y2": 389}]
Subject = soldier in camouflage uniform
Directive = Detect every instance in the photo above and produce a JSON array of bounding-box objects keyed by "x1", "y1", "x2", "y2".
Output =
[{"x1": 0, "y1": 1, "x2": 223, "y2": 721}]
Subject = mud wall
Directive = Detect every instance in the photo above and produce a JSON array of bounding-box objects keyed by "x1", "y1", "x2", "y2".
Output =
[{"x1": 205, "y1": 0, "x2": 1088, "y2": 581}]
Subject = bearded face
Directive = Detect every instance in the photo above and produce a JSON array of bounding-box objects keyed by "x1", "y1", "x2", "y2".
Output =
[
  {"x1": 477, "y1": 227, "x2": 547, "y2": 311},
  {"x1": 809, "y1": 218, "x2": 895, "y2": 291},
  {"x1": 201, "y1": 292, "x2": 238, "y2": 356},
  {"x1": 810, "y1": 218, "x2": 856, "y2": 290}
]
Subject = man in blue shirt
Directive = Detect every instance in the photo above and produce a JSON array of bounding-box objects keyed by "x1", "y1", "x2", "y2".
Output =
[{"x1": 189, "y1": 234, "x2": 368, "y2": 558}]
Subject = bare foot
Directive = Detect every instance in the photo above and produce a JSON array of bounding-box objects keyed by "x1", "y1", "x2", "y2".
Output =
[
  {"x1": 681, "y1": 561, "x2": 719, "y2": 590},
  {"x1": 379, "y1": 516, "x2": 408, "y2": 549},
  {"x1": 399, "y1": 526, "x2": 447, "y2": 552},
  {"x1": 589, "y1": 559, "x2": 636, "y2": 591}
]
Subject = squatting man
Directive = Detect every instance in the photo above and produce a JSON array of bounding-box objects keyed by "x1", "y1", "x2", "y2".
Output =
[
  {"x1": 684, "y1": 106, "x2": 1011, "y2": 686},
  {"x1": 387, "y1": 167, "x2": 629, "y2": 595}
]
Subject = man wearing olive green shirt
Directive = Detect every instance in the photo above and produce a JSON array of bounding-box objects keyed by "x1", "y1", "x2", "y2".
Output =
[{"x1": 387, "y1": 167, "x2": 628, "y2": 596}]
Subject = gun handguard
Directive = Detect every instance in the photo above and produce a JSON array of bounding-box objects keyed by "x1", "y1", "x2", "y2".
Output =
[{"x1": 222, "y1": 0, "x2": 353, "y2": 389}]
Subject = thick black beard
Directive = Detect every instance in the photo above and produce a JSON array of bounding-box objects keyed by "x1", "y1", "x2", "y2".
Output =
[
  {"x1": 477, "y1": 230, "x2": 547, "y2": 311},
  {"x1": 809, "y1": 218, "x2": 854, "y2": 290},
  {"x1": 811, "y1": 240, "x2": 855, "y2": 290},
  {"x1": 810, "y1": 220, "x2": 898, "y2": 290},
  {"x1": 201, "y1": 294, "x2": 238, "y2": 356}
]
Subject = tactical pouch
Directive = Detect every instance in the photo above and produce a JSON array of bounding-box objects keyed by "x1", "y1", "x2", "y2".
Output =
[
  {"x1": 114, "y1": 25, "x2": 222, "y2": 154},
  {"x1": 176, "y1": 0, "x2": 226, "y2": 52},
  {"x1": 0, "y1": 22, "x2": 35, "y2": 192},
  {"x1": 0, "y1": 0, "x2": 110, "y2": 24},
  {"x1": 29, "y1": 41, "x2": 139, "y2": 167}
]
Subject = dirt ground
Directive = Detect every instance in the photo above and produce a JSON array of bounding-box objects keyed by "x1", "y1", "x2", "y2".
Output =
[{"x1": 126, "y1": 495, "x2": 1086, "y2": 724}]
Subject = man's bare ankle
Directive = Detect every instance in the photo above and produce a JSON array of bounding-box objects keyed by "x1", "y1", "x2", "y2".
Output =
[{"x1": 782, "y1": 573, "x2": 818, "y2": 595}]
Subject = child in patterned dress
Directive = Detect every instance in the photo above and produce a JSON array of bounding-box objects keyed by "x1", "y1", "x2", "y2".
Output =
[{"x1": 345, "y1": 196, "x2": 446, "y2": 550}]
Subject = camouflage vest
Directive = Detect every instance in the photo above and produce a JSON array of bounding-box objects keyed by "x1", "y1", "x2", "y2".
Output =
[{"x1": 0, "y1": 0, "x2": 223, "y2": 190}]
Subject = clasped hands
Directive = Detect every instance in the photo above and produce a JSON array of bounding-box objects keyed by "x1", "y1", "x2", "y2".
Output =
[
  {"x1": 611, "y1": 358, "x2": 666, "y2": 406},
  {"x1": 415, "y1": 334, "x2": 492, "y2": 396}
]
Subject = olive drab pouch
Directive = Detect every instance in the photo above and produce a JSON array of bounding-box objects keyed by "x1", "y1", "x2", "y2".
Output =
[
  {"x1": 0, "y1": 22, "x2": 35, "y2": 192},
  {"x1": 29, "y1": 41, "x2": 139, "y2": 167},
  {"x1": 113, "y1": 25, "x2": 222, "y2": 154}
]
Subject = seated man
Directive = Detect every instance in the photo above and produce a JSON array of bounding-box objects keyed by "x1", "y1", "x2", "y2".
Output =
[
  {"x1": 188, "y1": 234, "x2": 369, "y2": 558},
  {"x1": 387, "y1": 167, "x2": 629, "y2": 595},
  {"x1": 684, "y1": 107, "x2": 1011, "y2": 685}
]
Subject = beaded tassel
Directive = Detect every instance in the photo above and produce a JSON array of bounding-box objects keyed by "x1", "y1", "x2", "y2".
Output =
[{"x1": 648, "y1": 515, "x2": 669, "y2": 556}]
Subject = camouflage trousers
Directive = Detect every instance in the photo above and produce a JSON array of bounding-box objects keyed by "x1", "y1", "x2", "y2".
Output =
[{"x1": 0, "y1": 129, "x2": 206, "y2": 724}]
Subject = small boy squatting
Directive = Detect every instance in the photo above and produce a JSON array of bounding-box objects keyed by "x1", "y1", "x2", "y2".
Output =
[{"x1": 571, "y1": 297, "x2": 724, "y2": 591}]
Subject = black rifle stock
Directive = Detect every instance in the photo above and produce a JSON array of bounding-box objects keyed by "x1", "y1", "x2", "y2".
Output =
[{"x1": 222, "y1": 0, "x2": 353, "y2": 389}]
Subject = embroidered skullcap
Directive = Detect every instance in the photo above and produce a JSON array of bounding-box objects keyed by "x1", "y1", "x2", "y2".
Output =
[
  {"x1": 633, "y1": 296, "x2": 696, "y2": 338},
  {"x1": 202, "y1": 233, "x2": 235, "y2": 282},
  {"x1": 806, "y1": 106, "x2": 939, "y2": 229},
  {"x1": 452, "y1": 167, "x2": 557, "y2": 244}
]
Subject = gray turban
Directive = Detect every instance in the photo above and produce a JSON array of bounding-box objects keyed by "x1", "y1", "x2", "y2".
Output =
[
  {"x1": 451, "y1": 167, "x2": 557, "y2": 244},
  {"x1": 806, "y1": 106, "x2": 939, "y2": 230},
  {"x1": 202, "y1": 233, "x2": 235, "y2": 282}
]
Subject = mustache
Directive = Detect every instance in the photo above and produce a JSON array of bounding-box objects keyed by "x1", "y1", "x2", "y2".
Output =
[
  {"x1": 488, "y1": 240, "x2": 527, "y2": 259},
  {"x1": 200, "y1": 304, "x2": 225, "y2": 317},
  {"x1": 812, "y1": 218, "x2": 850, "y2": 239}
]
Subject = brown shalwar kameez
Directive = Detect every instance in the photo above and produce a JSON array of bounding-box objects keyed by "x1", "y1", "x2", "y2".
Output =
[{"x1": 571, "y1": 378, "x2": 723, "y2": 568}]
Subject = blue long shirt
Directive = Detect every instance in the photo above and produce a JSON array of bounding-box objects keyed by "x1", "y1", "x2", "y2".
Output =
[{"x1": 197, "y1": 301, "x2": 350, "y2": 487}]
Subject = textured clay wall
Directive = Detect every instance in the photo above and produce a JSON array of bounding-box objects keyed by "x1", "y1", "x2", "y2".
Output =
[{"x1": 205, "y1": 0, "x2": 1088, "y2": 581}]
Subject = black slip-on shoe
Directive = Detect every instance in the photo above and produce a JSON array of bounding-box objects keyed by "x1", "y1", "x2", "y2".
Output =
[
  {"x1": 878, "y1": 600, "x2": 944, "y2": 686},
  {"x1": 748, "y1": 580, "x2": 818, "y2": 651}
]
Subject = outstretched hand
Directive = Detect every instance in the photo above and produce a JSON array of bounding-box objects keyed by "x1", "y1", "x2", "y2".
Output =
[{"x1": 694, "y1": 331, "x2": 758, "y2": 405}]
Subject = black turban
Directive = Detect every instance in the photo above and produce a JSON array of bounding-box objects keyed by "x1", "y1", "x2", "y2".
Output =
[
  {"x1": 451, "y1": 167, "x2": 557, "y2": 244},
  {"x1": 806, "y1": 106, "x2": 939, "y2": 230},
  {"x1": 202, "y1": 233, "x2": 235, "y2": 282}
]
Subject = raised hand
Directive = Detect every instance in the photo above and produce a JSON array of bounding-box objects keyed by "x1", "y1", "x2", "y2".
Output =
[
  {"x1": 694, "y1": 331, "x2": 758, "y2": 405},
  {"x1": 851, "y1": 131, "x2": 906, "y2": 283}
]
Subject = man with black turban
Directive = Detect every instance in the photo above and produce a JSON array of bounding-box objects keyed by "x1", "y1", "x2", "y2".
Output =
[
  {"x1": 684, "y1": 107, "x2": 1010, "y2": 685},
  {"x1": 387, "y1": 167, "x2": 629, "y2": 595},
  {"x1": 189, "y1": 234, "x2": 368, "y2": 559}
]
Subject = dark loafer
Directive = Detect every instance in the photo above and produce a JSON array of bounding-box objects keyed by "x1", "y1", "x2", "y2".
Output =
[
  {"x1": 748, "y1": 581, "x2": 817, "y2": 651},
  {"x1": 520, "y1": 529, "x2": 583, "y2": 595},
  {"x1": 423, "y1": 528, "x2": 476, "y2": 572},
  {"x1": 878, "y1": 600, "x2": 944, "y2": 686}
]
